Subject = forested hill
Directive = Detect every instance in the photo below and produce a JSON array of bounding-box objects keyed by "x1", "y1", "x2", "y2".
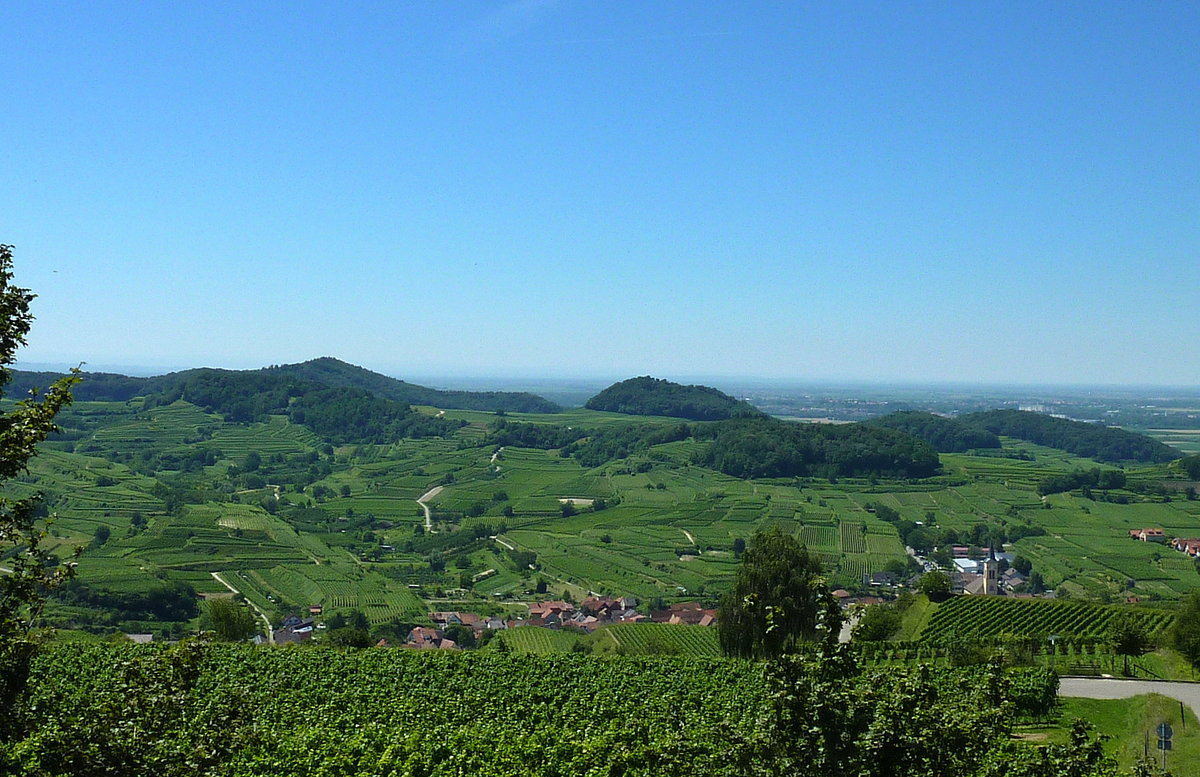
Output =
[
  {"x1": 693, "y1": 416, "x2": 941, "y2": 479},
  {"x1": 8, "y1": 369, "x2": 161, "y2": 402},
  {"x1": 866, "y1": 411, "x2": 1002, "y2": 452},
  {"x1": 959, "y1": 409, "x2": 1180, "y2": 463},
  {"x1": 152, "y1": 370, "x2": 465, "y2": 443},
  {"x1": 584, "y1": 376, "x2": 761, "y2": 421},
  {"x1": 265, "y1": 358, "x2": 560, "y2": 413},
  {"x1": 487, "y1": 415, "x2": 940, "y2": 480},
  {"x1": 9, "y1": 358, "x2": 560, "y2": 414}
]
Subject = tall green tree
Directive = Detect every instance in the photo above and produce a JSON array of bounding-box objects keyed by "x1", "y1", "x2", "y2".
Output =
[
  {"x1": 718, "y1": 526, "x2": 833, "y2": 658},
  {"x1": 0, "y1": 245, "x2": 80, "y2": 734},
  {"x1": 1109, "y1": 615, "x2": 1154, "y2": 676},
  {"x1": 1171, "y1": 590, "x2": 1200, "y2": 674},
  {"x1": 202, "y1": 598, "x2": 258, "y2": 642}
]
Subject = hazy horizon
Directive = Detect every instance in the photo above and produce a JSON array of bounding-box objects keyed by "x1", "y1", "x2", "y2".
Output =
[{"x1": 15, "y1": 357, "x2": 1200, "y2": 397}]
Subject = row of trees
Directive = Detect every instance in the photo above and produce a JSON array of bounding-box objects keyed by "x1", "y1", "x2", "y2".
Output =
[{"x1": 1038, "y1": 467, "x2": 1127, "y2": 496}]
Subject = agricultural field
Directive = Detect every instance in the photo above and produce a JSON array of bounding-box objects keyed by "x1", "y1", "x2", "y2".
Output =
[
  {"x1": 496, "y1": 625, "x2": 581, "y2": 654},
  {"x1": 587, "y1": 622, "x2": 722, "y2": 656},
  {"x1": 17, "y1": 384, "x2": 1200, "y2": 639},
  {"x1": 1145, "y1": 428, "x2": 1200, "y2": 456},
  {"x1": 917, "y1": 595, "x2": 1176, "y2": 643},
  {"x1": 9, "y1": 642, "x2": 1079, "y2": 776}
]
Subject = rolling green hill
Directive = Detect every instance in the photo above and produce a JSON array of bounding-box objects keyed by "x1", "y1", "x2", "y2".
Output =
[
  {"x1": 12, "y1": 369, "x2": 1200, "y2": 640},
  {"x1": 584, "y1": 376, "x2": 760, "y2": 421}
]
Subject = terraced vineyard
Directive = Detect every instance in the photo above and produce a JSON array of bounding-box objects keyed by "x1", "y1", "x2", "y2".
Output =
[
  {"x1": 17, "y1": 374, "x2": 1200, "y2": 641},
  {"x1": 497, "y1": 626, "x2": 581, "y2": 654},
  {"x1": 595, "y1": 622, "x2": 721, "y2": 656},
  {"x1": 919, "y1": 595, "x2": 1177, "y2": 643}
]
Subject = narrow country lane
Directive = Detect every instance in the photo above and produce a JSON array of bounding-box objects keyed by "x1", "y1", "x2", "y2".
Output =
[
  {"x1": 417, "y1": 485, "x2": 444, "y2": 531},
  {"x1": 1060, "y1": 677, "x2": 1200, "y2": 717},
  {"x1": 211, "y1": 571, "x2": 275, "y2": 644}
]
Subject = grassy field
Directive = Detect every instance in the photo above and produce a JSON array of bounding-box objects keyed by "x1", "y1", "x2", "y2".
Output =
[
  {"x1": 21, "y1": 394, "x2": 1200, "y2": 638},
  {"x1": 1026, "y1": 694, "x2": 1200, "y2": 776}
]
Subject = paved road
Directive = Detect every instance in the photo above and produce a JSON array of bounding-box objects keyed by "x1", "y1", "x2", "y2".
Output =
[
  {"x1": 1060, "y1": 677, "x2": 1200, "y2": 716},
  {"x1": 839, "y1": 613, "x2": 860, "y2": 643}
]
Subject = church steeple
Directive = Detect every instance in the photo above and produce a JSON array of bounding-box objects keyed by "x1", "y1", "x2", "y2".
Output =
[{"x1": 982, "y1": 545, "x2": 999, "y2": 595}]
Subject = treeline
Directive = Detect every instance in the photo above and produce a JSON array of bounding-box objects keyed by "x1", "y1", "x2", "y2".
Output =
[
  {"x1": 487, "y1": 416, "x2": 942, "y2": 480},
  {"x1": 693, "y1": 417, "x2": 941, "y2": 479},
  {"x1": 567, "y1": 423, "x2": 692, "y2": 467},
  {"x1": 960, "y1": 409, "x2": 1179, "y2": 463},
  {"x1": 867, "y1": 411, "x2": 1001, "y2": 452},
  {"x1": 52, "y1": 580, "x2": 198, "y2": 624},
  {"x1": 150, "y1": 369, "x2": 296, "y2": 423},
  {"x1": 484, "y1": 420, "x2": 692, "y2": 468},
  {"x1": 6, "y1": 370, "x2": 154, "y2": 402},
  {"x1": 486, "y1": 419, "x2": 586, "y2": 449},
  {"x1": 146, "y1": 371, "x2": 464, "y2": 444},
  {"x1": 584, "y1": 376, "x2": 761, "y2": 421},
  {"x1": 289, "y1": 387, "x2": 463, "y2": 444},
  {"x1": 1038, "y1": 468, "x2": 1127, "y2": 496},
  {"x1": 872, "y1": 503, "x2": 1045, "y2": 552}
]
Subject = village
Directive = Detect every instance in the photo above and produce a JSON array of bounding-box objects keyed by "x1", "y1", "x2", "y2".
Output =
[{"x1": 268, "y1": 595, "x2": 719, "y2": 649}]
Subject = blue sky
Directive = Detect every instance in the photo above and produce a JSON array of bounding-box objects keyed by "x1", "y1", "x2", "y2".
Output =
[{"x1": 3, "y1": 2, "x2": 1197, "y2": 385}]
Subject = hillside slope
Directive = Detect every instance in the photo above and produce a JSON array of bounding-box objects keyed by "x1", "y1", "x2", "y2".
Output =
[{"x1": 961, "y1": 409, "x2": 1179, "y2": 463}]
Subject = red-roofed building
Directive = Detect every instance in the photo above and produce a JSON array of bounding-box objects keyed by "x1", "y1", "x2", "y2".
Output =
[
  {"x1": 652, "y1": 601, "x2": 717, "y2": 626},
  {"x1": 1172, "y1": 538, "x2": 1200, "y2": 556},
  {"x1": 407, "y1": 627, "x2": 443, "y2": 649},
  {"x1": 1129, "y1": 528, "x2": 1166, "y2": 543},
  {"x1": 528, "y1": 601, "x2": 574, "y2": 619}
]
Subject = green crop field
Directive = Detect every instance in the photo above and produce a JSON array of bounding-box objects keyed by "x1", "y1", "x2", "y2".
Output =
[
  {"x1": 918, "y1": 595, "x2": 1176, "y2": 643},
  {"x1": 591, "y1": 622, "x2": 722, "y2": 656},
  {"x1": 497, "y1": 625, "x2": 581, "y2": 654},
  {"x1": 18, "y1": 385, "x2": 1200, "y2": 640}
]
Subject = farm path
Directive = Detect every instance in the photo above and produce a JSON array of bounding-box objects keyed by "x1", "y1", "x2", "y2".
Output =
[
  {"x1": 210, "y1": 571, "x2": 274, "y2": 644},
  {"x1": 1060, "y1": 677, "x2": 1200, "y2": 717},
  {"x1": 494, "y1": 536, "x2": 515, "y2": 551},
  {"x1": 682, "y1": 529, "x2": 696, "y2": 545},
  {"x1": 417, "y1": 485, "x2": 444, "y2": 531}
]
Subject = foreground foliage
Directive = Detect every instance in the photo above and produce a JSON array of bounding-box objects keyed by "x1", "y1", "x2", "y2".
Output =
[
  {"x1": 0, "y1": 245, "x2": 79, "y2": 737},
  {"x1": 0, "y1": 640, "x2": 1151, "y2": 777}
]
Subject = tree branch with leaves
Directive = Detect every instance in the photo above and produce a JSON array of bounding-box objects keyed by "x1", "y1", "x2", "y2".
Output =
[{"x1": 0, "y1": 244, "x2": 80, "y2": 736}]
